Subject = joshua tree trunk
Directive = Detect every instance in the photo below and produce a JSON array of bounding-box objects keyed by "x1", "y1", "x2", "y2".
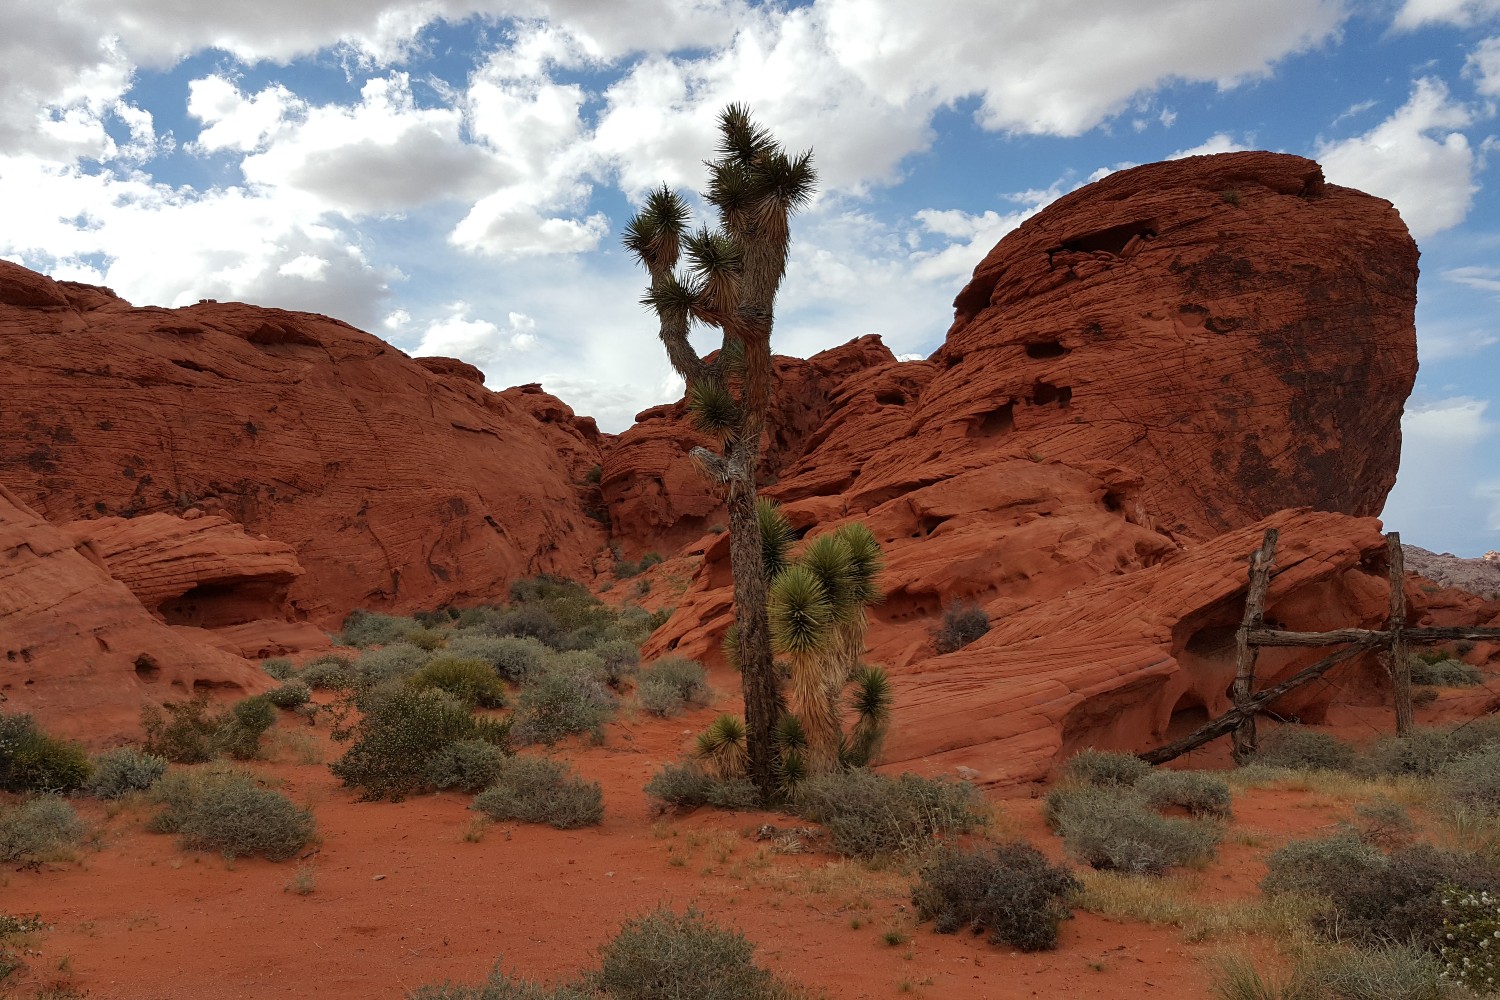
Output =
[{"x1": 726, "y1": 471, "x2": 778, "y2": 793}]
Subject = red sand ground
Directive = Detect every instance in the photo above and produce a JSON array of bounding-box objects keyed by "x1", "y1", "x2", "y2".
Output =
[{"x1": 4, "y1": 678, "x2": 1406, "y2": 1000}]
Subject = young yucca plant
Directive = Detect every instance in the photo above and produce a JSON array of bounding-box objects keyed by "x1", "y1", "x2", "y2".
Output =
[
  {"x1": 769, "y1": 563, "x2": 841, "y2": 774},
  {"x1": 843, "y1": 665, "x2": 893, "y2": 768},
  {"x1": 696, "y1": 714, "x2": 749, "y2": 780}
]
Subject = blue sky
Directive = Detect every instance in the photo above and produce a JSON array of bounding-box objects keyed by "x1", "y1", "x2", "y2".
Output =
[{"x1": 2, "y1": 0, "x2": 1498, "y2": 555}]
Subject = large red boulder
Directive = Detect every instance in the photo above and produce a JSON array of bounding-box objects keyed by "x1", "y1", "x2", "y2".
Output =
[{"x1": 0, "y1": 262, "x2": 607, "y2": 624}]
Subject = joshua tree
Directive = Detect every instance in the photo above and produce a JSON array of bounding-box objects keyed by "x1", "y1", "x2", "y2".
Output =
[{"x1": 624, "y1": 105, "x2": 815, "y2": 798}]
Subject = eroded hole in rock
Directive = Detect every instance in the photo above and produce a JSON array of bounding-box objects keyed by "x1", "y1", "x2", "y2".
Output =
[
  {"x1": 1184, "y1": 625, "x2": 1238, "y2": 661},
  {"x1": 192, "y1": 679, "x2": 244, "y2": 692},
  {"x1": 1029, "y1": 381, "x2": 1072, "y2": 407},
  {"x1": 1103, "y1": 491, "x2": 1122, "y2": 513},
  {"x1": 1057, "y1": 219, "x2": 1157, "y2": 256},
  {"x1": 1165, "y1": 692, "x2": 1210, "y2": 740},
  {"x1": 977, "y1": 402, "x2": 1014, "y2": 437},
  {"x1": 134, "y1": 654, "x2": 161, "y2": 683},
  {"x1": 171, "y1": 358, "x2": 209, "y2": 373},
  {"x1": 159, "y1": 580, "x2": 286, "y2": 629},
  {"x1": 875, "y1": 390, "x2": 907, "y2": 406},
  {"x1": 919, "y1": 514, "x2": 949, "y2": 537},
  {"x1": 1024, "y1": 340, "x2": 1068, "y2": 359}
]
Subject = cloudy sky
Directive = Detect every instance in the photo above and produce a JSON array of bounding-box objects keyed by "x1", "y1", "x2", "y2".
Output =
[{"x1": 2, "y1": 1, "x2": 1498, "y2": 556}]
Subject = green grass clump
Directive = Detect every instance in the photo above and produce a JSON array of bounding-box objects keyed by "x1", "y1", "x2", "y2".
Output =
[
  {"x1": 1409, "y1": 657, "x2": 1482, "y2": 687},
  {"x1": 1443, "y1": 747, "x2": 1500, "y2": 815},
  {"x1": 426, "y1": 739, "x2": 507, "y2": 794},
  {"x1": 446, "y1": 634, "x2": 547, "y2": 684},
  {"x1": 471, "y1": 756, "x2": 603, "y2": 829},
  {"x1": 0, "y1": 713, "x2": 91, "y2": 793},
  {"x1": 150, "y1": 767, "x2": 314, "y2": 861},
  {"x1": 261, "y1": 657, "x2": 297, "y2": 680},
  {"x1": 792, "y1": 769, "x2": 986, "y2": 859},
  {"x1": 1253, "y1": 727, "x2": 1357, "y2": 772},
  {"x1": 1261, "y1": 835, "x2": 1385, "y2": 897},
  {"x1": 643, "y1": 762, "x2": 758, "y2": 813},
  {"x1": 85, "y1": 746, "x2": 167, "y2": 798},
  {"x1": 0, "y1": 797, "x2": 85, "y2": 862},
  {"x1": 1211, "y1": 945, "x2": 1451, "y2": 1000},
  {"x1": 299, "y1": 654, "x2": 356, "y2": 689}
]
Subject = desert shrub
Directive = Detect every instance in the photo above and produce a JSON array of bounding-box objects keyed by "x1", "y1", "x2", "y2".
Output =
[
  {"x1": 215, "y1": 695, "x2": 277, "y2": 760},
  {"x1": 0, "y1": 714, "x2": 91, "y2": 793},
  {"x1": 403, "y1": 626, "x2": 448, "y2": 652},
  {"x1": 595, "y1": 908, "x2": 794, "y2": 1000},
  {"x1": 913, "y1": 842, "x2": 1080, "y2": 952},
  {"x1": 486, "y1": 604, "x2": 564, "y2": 647},
  {"x1": 1361, "y1": 728, "x2": 1464, "y2": 778},
  {"x1": 1439, "y1": 889, "x2": 1500, "y2": 994},
  {"x1": 426, "y1": 739, "x2": 507, "y2": 794},
  {"x1": 636, "y1": 657, "x2": 710, "y2": 718},
  {"x1": 354, "y1": 642, "x2": 432, "y2": 684},
  {"x1": 1348, "y1": 798, "x2": 1418, "y2": 848},
  {"x1": 1136, "y1": 769, "x2": 1233, "y2": 819},
  {"x1": 512, "y1": 669, "x2": 615, "y2": 746},
  {"x1": 151, "y1": 767, "x2": 313, "y2": 860},
  {"x1": 1062, "y1": 748, "x2": 1150, "y2": 788},
  {"x1": 339, "y1": 610, "x2": 424, "y2": 648},
  {"x1": 447, "y1": 634, "x2": 547, "y2": 684},
  {"x1": 1409, "y1": 657, "x2": 1481, "y2": 687},
  {"x1": 593, "y1": 639, "x2": 640, "y2": 687},
  {"x1": 300, "y1": 653, "x2": 357, "y2": 690},
  {"x1": 1050, "y1": 785, "x2": 1220, "y2": 875},
  {"x1": 261, "y1": 657, "x2": 297, "y2": 681},
  {"x1": 1444, "y1": 747, "x2": 1500, "y2": 815},
  {"x1": 1212, "y1": 946, "x2": 1451, "y2": 1000},
  {"x1": 0, "y1": 797, "x2": 84, "y2": 862},
  {"x1": 612, "y1": 551, "x2": 664, "y2": 580},
  {"x1": 409, "y1": 969, "x2": 589, "y2": 1000},
  {"x1": 85, "y1": 746, "x2": 167, "y2": 798},
  {"x1": 1261, "y1": 835, "x2": 1386, "y2": 897},
  {"x1": 471, "y1": 756, "x2": 603, "y2": 829},
  {"x1": 266, "y1": 680, "x2": 312, "y2": 709},
  {"x1": 644, "y1": 762, "x2": 758, "y2": 813},
  {"x1": 1253, "y1": 726, "x2": 1356, "y2": 772},
  {"x1": 409, "y1": 656, "x2": 508, "y2": 708},
  {"x1": 331, "y1": 687, "x2": 490, "y2": 800},
  {"x1": 792, "y1": 769, "x2": 986, "y2": 859},
  {"x1": 931, "y1": 599, "x2": 990, "y2": 654}
]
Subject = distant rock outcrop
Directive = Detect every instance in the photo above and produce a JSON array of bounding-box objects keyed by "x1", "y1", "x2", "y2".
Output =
[
  {"x1": 1403, "y1": 544, "x2": 1500, "y2": 599},
  {"x1": 0, "y1": 260, "x2": 608, "y2": 625}
]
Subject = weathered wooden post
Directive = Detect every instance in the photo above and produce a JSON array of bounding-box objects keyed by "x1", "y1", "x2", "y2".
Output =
[
  {"x1": 1387, "y1": 532, "x2": 1412, "y2": 736},
  {"x1": 1231, "y1": 528, "x2": 1278, "y2": 761}
]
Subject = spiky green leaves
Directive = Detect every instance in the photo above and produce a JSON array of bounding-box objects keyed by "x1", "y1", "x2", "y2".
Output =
[
  {"x1": 768, "y1": 564, "x2": 833, "y2": 656},
  {"x1": 801, "y1": 533, "x2": 856, "y2": 623},
  {"x1": 683, "y1": 227, "x2": 741, "y2": 316},
  {"x1": 849, "y1": 666, "x2": 892, "y2": 727},
  {"x1": 836, "y1": 522, "x2": 884, "y2": 607},
  {"x1": 696, "y1": 714, "x2": 749, "y2": 780},
  {"x1": 641, "y1": 273, "x2": 703, "y2": 327},
  {"x1": 756, "y1": 499, "x2": 794, "y2": 580},
  {"x1": 623, "y1": 185, "x2": 691, "y2": 272},
  {"x1": 689, "y1": 380, "x2": 739, "y2": 443}
]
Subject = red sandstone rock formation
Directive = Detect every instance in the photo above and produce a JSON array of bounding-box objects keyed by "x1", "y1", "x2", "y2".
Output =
[
  {"x1": 0, "y1": 485, "x2": 272, "y2": 742},
  {"x1": 0, "y1": 261, "x2": 607, "y2": 624}
]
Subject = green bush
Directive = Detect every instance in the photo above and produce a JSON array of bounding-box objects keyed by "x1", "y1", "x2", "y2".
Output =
[
  {"x1": 593, "y1": 639, "x2": 640, "y2": 687},
  {"x1": 409, "y1": 656, "x2": 508, "y2": 708},
  {"x1": 261, "y1": 657, "x2": 297, "y2": 681},
  {"x1": 512, "y1": 669, "x2": 615, "y2": 746},
  {"x1": 426, "y1": 739, "x2": 507, "y2": 794},
  {"x1": 299, "y1": 653, "x2": 356, "y2": 690},
  {"x1": 86, "y1": 746, "x2": 167, "y2": 798},
  {"x1": 446, "y1": 634, "x2": 547, "y2": 684},
  {"x1": 644, "y1": 762, "x2": 758, "y2": 813},
  {"x1": 1136, "y1": 769, "x2": 1233, "y2": 819},
  {"x1": 216, "y1": 696, "x2": 277, "y2": 760},
  {"x1": 931, "y1": 599, "x2": 989, "y2": 654},
  {"x1": 1062, "y1": 749, "x2": 1150, "y2": 788},
  {"x1": 1409, "y1": 657, "x2": 1482, "y2": 687},
  {"x1": 471, "y1": 756, "x2": 603, "y2": 829},
  {"x1": 1439, "y1": 889, "x2": 1500, "y2": 994},
  {"x1": 141, "y1": 696, "x2": 220, "y2": 763},
  {"x1": 1253, "y1": 727, "x2": 1356, "y2": 772},
  {"x1": 404, "y1": 626, "x2": 448, "y2": 652},
  {"x1": 0, "y1": 713, "x2": 91, "y2": 793},
  {"x1": 636, "y1": 657, "x2": 710, "y2": 718},
  {"x1": 596, "y1": 908, "x2": 795, "y2": 1000},
  {"x1": 1348, "y1": 798, "x2": 1417, "y2": 848},
  {"x1": 1049, "y1": 785, "x2": 1219, "y2": 875},
  {"x1": 151, "y1": 767, "x2": 314, "y2": 861},
  {"x1": 1444, "y1": 747, "x2": 1500, "y2": 815},
  {"x1": 486, "y1": 604, "x2": 564, "y2": 647},
  {"x1": 1261, "y1": 835, "x2": 1385, "y2": 897},
  {"x1": 792, "y1": 770, "x2": 986, "y2": 859},
  {"x1": 0, "y1": 797, "x2": 84, "y2": 862},
  {"x1": 354, "y1": 642, "x2": 432, "y2": 684},
  {"x1": 266, "y1": 680, "x2": 312, "y2": 709},
  {"x1": 339, "y1": 610, "x2": 424, "y2": 648},
  {"x1": 331, "y1": 687, "x2": 491, "y2": 801},
  {"x1": 913, "y1": 842, "x2": 1080, "y2": 951}
]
